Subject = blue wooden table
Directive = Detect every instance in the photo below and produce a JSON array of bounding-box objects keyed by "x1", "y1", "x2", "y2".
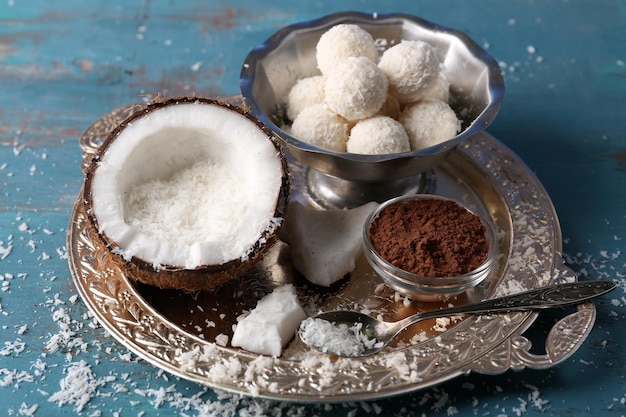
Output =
[{"x1": 1, "y1": 1, "x2": 625, "y2": 415}]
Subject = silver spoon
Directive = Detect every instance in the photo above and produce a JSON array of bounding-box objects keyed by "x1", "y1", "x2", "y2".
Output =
[{"x1": 298, "y1": 280, "x2": 616, "y2": 357}]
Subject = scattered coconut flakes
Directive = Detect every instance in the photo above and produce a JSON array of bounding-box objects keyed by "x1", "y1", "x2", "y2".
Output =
[
  {"x1": 0, "y1": 368, "x2": 35, "y2": 388},
  {"x1": 0, "y1": 339, "x2": 26, "y2": 356},
  {"x1": 382, "y1": 351, "x2": 422, "y2": 383},
  {"x1": 0, "y1": 241, "x2": 12, "y2": 259},
  {"x1": 215, "y1": 333, "x2": 229, "y2": 347},
  {"x1": 56, "y1": 246, "x2": 68, "y2": 259},
  {"x1": 18, "y1": 402, "x2": 38, "y2": 416},
  {"x1": 243, "y1": 355, "x2": 275, "y2": 384},
  {"x1": 47, "y1": 360, "x2": 112, "y2": 413},
  {"x1": 447, "y1": 405, "x2": 459, "y2": 415},
  {"x1": 434, "y1": 317, "x2": 452, "y2": 332},
  {"x1": 209, "y1": 357, "x2": 243, "y2": 385},
  {"x1": 409, "y1": 331, "x2": 429, "y2": 344}
]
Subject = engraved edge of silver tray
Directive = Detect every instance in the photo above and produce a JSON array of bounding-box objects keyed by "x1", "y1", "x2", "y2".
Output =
[{"x1": 67, "y1": 102, "x2": 596, "y2": 403}]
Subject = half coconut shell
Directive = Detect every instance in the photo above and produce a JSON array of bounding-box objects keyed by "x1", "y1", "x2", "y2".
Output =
[{"x1": 83, "y1": 97, "x2": 289, "y2": 291}]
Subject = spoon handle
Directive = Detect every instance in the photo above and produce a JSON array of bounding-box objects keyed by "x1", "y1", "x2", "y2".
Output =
[{"x1": 396, "y1": 280, "x2": 616, "y2": 332}]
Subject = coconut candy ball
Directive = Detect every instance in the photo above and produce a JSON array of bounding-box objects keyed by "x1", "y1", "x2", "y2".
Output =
[
  {"x1": 400, "y1": 99, "x2": 461, "y2": 150},
  {"x1": 377, "y1": 93, "x2": 402, "y2": 120},
  {"x1": 347, "y1": 116, "x2": 411, "y2": 155},
  {"x1": 286, "y1": 75, "x2": 326, "y2": 121},
  {"x1": 378, "y1": 40, "x2": 440, "y2": 104},
  {"x1": 422, "y1": 71, "x2": 451, "y2": 103},
  {"x1": 316, "y1": 23, "x2": 379, "y2": 75},
  {"x1": 291, "y1": 104, "x2": 350, "y2": 152},
  {"x1": 325, "y1": 56, "x2": 389, "y2": 122}
]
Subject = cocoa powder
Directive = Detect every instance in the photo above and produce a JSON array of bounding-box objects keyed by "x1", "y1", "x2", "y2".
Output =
[{"x1": 368, "y1": 198, "x2": 489, "y2": 277}]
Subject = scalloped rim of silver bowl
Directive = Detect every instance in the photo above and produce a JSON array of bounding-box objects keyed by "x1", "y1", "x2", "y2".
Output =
[{"x1": 240, "y1": 11, "x2": 505, "y2": 182}]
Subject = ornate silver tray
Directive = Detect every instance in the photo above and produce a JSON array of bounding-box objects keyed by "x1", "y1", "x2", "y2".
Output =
[{"x1": 68, "y1": 102, "x2": 596, "y2": 403}]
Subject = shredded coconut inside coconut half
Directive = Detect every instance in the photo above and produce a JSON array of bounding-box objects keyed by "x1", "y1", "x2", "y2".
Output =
[{"x1": 91, "y1": 102, "x2": 284, "y2": 269}]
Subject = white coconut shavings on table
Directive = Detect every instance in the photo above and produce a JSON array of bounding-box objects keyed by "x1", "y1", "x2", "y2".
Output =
[
  {"x1": 0, "y1": 239, "x2": 13, "y2": 260},
  {"x1": 47, "y1": 360, "x2": 115, "y2": 413}
]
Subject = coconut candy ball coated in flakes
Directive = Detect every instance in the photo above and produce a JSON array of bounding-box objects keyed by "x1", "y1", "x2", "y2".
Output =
[
  {"x1": 324, "y1": 56, "x2": 389, "y2": 121},
  {"x1": 378, "y1": 40, "x2": 441, "y2": 104},
  {"x1": 422, "y1": 71, "x2": 451, "y2": 103},
  {"x1": 377, "y1": 93, "x2": 402, "y2": 120},
  {"x1": 290, "y1": 103, "x2": 350, "y2": 152},
  {"x1": 286, "y1": 75, "x2": 326, "y2": 121},
  {"x1": 315, "y1": 23, "x2": 379, "y2": 75},
  {"x1": 400, "y1": 99, "x2": 461, "y2": 150},
  {"x1": 347, "y1": 116, "x2": 410, "y2": 155}
]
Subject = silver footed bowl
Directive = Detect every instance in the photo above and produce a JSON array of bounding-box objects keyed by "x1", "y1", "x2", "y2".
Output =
[{"x1": 240, "y1": 12, "x2": 505, "y2": 206}]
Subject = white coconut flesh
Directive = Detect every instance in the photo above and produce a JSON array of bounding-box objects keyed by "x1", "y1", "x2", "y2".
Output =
[{"x1": 91, "y1": 102, "x2": 284, "y2": 270}]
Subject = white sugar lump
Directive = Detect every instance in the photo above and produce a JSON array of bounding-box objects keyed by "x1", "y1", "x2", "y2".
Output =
[
  {"x1": 378, "y1": 40, "x2": 440, "y2": 104},
  {"x1": 284, "y1": 201, "x2": 379, "y2": 286},
  {"x1": 399, "y1": 99, "x2": 461, "y2": 150},
  {"x1": 286, "y1": 75, "x2": 326, "y2": 121},
  {"x1": 316, "y1": 24, "x2": 379, "y2": 75},
  {"x1": 290, "y1": 104, "x2": 350, "y2": 152},
  {"x1": 231, "y1": 284, "x2": 306, "y2": 357},
  {"x1": 324, "y1": 56, "x2": 388, "y2": 121},
  {"x1": 347, "y1": 116, "x2": 410, "y2": 155}
]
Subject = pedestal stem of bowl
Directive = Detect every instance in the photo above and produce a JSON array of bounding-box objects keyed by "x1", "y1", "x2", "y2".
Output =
[{"x1": 303, "y1": 167, "x2": 436, "y2": 209}]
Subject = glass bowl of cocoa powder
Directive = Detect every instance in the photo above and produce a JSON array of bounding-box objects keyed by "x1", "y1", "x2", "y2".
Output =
[{"x1": 363, "y1": 194, "x2": 498, "y2": 301}]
